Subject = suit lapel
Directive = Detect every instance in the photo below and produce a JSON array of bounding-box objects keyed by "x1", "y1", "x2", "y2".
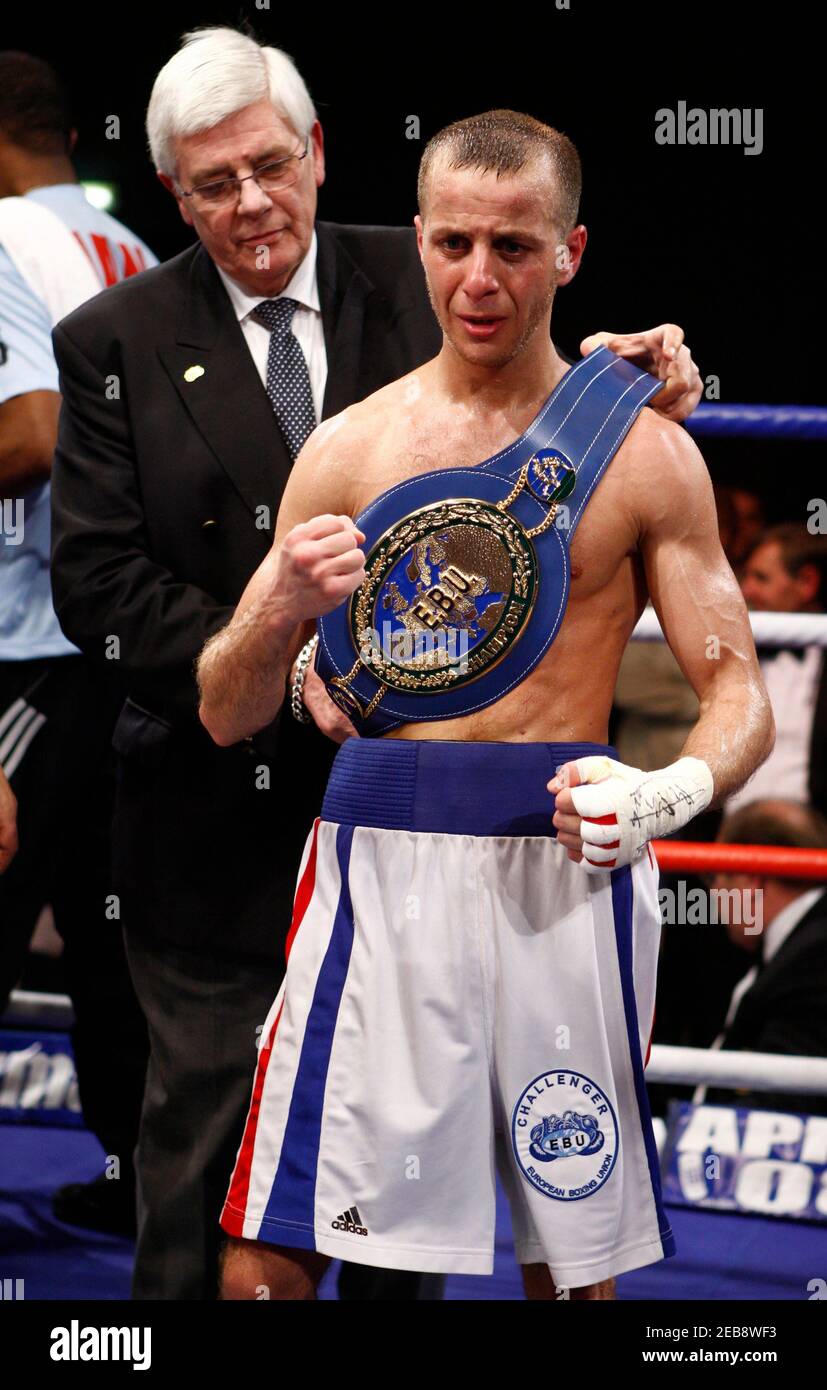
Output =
[{"x1": 157, "y1": 245, "x2": 291, "y2": 521}]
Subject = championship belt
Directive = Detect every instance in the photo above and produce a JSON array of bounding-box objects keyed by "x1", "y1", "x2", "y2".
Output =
[{"x1": 316, "y1": 347, "x2": 664, "y2": 736}]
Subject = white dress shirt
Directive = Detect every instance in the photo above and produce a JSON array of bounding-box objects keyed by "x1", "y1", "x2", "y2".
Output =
[
  {"x1": 726, "y1": 646, "x2": 822, "y2": 815},
  {"x1": 215, "y1": 231, "x2": 328, "y2": 421},
  {"x1": 693, "y1": 887, "x2": 825, "y2": 1102}
]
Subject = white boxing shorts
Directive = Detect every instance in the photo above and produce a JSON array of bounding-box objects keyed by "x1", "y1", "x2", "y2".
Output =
[{"x1": 221, "y1": 737, "x2": 675, "y2": 1286}]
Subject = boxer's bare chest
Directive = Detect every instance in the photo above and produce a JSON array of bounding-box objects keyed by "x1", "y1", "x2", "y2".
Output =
[
  {"x1": 348, "y1": 383, "x2": 649, "y2": 741},
  {"x1": 348, "y1": 389, "x2": 641, "y2": 599}
]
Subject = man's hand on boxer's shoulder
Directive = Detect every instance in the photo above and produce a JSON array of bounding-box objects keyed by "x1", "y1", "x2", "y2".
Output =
[
  {"x1": 270, "y1": 514, "x2": 366, "y2": 627},
  {"x1": 0, "y1": 767, "x2": 18, "y2": 873},
  {"x1": 296, "y1": 657, "x2": 358, "y2": 744},
  {"x1": 580, "y1": 324, "x2": 702, "y2": 424}
]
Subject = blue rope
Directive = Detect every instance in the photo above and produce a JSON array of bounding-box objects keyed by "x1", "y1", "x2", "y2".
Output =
[{"x1": 684, "y1": 403, "x2": 827, "y2": 440}]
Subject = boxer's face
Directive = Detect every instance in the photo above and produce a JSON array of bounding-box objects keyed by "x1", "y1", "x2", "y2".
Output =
[
  {"x1": 415, "y1": 158, "x2": 585, "y2": 371},
  {"x1": 162, "y1": 99, "x2": 325, "y2": 296}
]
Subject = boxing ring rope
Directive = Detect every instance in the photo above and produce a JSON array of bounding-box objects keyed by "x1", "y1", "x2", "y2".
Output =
[
  {"x1": 648, "y1": 1045, "x2": 827, "y2": 1094},
  {"x1": 652, "y1": 840, "x2": 827, "y2": 879},
  {"x1": 683, "y1": 401, "x2": 827, "y2": 441},
  {"x1": 636, "y1": 399, "x2": 827, "y2": 652},
  {"x1": 646, "y1": 821, "x2": 827, "y2": 1095},
  {"x1": 633, "y1": 609, "x2": 827, "y2": 647}
]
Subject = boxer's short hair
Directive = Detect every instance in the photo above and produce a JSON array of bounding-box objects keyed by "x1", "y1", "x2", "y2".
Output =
[
  {"x1": 417, "y1": 109, "x2": 581, "y2": 233},
  {"x1": 0, "y1": 51, "x2": 73, "y2": 156},
  {"x1": 146, "y1": 26, "x2": 316, "y2": 179}
]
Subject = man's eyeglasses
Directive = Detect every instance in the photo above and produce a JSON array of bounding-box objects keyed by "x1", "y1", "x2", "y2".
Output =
[{"x1": 178, "y1": 139, "x2": 310, "y2": 208}]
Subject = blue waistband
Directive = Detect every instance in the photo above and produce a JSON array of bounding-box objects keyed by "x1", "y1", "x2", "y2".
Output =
[{"x1": 320, "y1": 738, "x2": 617, "y2": 838}]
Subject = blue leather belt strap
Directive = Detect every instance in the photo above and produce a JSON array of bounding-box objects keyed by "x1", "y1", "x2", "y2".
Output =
[{"x1": 316, "y1": 347, "x2": 663, "y2": 735}]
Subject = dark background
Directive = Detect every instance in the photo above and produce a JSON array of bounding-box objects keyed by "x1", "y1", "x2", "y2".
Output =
[{"x1": 4, "y1": 1, "x2": 823, "y2": 503}]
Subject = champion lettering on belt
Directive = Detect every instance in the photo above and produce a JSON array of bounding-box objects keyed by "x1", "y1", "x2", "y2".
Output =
[{"x1": 331, "y1": 1205, "x2": 368, "y2": 1236}]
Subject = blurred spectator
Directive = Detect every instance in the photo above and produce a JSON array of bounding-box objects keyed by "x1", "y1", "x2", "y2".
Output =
[
  {"x1": 613, "y1": 641, "x2": 698, "y2": 771},
  {"x1": 728, "y1": 524, "x2": 827, "y2": 817},
  {"x1": 725, "y1": 486, "x2": 766, "y2": 575},
  {"x1": 712, "y1": 481, "x2": 737, "y2": 559},
  {"x1": 695, "y1": 799, "x2": 827, "y2": 1116},
  {"x1": 0, "y1": 52, "x2": 155, "y2": 1234}
]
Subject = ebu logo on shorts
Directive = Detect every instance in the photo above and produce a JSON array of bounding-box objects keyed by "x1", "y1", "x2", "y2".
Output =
[{"x1": 512, "y1": 1070, "x2": 619, "y2": 1201}]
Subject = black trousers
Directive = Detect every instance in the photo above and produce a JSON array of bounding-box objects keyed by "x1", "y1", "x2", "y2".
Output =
[
  {"x1": 0, "y1": 655, "x2": 148, "y2": 1174},
  {"x1": 113, "y1": 711, "x2": 434, "y2": 1299}
]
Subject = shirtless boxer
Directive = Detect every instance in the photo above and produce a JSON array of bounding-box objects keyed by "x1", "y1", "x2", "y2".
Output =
[{"x1": 198, "y1": 110, "x2": 774, "y2": 1300}]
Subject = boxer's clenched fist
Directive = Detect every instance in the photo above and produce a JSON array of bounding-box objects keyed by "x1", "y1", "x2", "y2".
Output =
[
  {"x1": 548, "y1": 754, "x2": 714, "y2": 872},
  {"x1": 274, "y1": 514, "x2": 366, "y2": 624}
]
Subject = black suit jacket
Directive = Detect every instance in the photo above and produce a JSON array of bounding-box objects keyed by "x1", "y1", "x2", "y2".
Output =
[
  {"x1": 48, "y1": 223, "x2": 441, "y2": 957},
  {"x1": 714, "y1": 891, "x2": 827, "y2": 1115},
  {"x1": 50, "y1": 222, "x2": 442, "y2": 736}
]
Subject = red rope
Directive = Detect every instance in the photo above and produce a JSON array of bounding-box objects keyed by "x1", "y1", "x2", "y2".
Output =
[{"x1": 652, "y1": 840, "x2": 827, "y2": 879}]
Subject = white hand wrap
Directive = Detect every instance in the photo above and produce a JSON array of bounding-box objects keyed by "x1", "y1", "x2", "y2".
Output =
[{"x1": 567, "y1": 755, "x2": 714, "y2": 873}]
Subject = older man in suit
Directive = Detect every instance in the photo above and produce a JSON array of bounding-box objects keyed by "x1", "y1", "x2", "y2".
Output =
[
  {"x1": 50, "y1": 26, "x2": 703, "y2": 1299},
  {"x1": 698, "y1": 799, "x2": 827, "y2": 1116}
]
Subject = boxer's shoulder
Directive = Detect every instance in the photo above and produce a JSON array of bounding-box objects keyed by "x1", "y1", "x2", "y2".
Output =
[
  {"x1": 610, "y1": 405, "x2": 713, "y2": 527},
  {"x1": 309, "y1": 370, "x2": 426, "y2": 463},
  {"x1": 296, "y1": 374, "x2": 420, "y2": 513}
]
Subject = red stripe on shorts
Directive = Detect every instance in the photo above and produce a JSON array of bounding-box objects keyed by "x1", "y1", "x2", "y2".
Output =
[
  {"x1": 645, "y1": 1006, "x2": 656, "y2": 1069},
  {"x1": 220, "y1": 819, "x2": 321, "y2": 1234},
  {"x1": 285, "y1": 818, "x2": 321, "y2": 964}
]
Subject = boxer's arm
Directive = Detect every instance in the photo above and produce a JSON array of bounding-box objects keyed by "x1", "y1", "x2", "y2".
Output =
[
  {"x1": 550, "y1": 415, "x2": 774, "y2": 868},
  {"x1": 197, "y1": 418, "x2": 365, "y2": 746},
  {"x1": 635, "y1": 414, "x2": 774, "y2": 801}
]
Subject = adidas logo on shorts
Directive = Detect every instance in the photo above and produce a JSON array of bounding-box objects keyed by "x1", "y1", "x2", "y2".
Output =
[{"x1": 331, "y1": 1205, "x2": 368, "y2": 1236}]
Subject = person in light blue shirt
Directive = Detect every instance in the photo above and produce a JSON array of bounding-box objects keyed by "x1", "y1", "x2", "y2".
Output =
[
  {"x1": 0, "y1": 50, "x2": 156, "y2": 1238},
  {"x1": 0, "y1": 183, "x2": 156, "y2": 661}
]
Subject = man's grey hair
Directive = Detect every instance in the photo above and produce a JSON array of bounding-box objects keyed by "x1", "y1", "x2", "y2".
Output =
[{"x1": 146, "y1": 27, "x2": 316, "y2": 180}]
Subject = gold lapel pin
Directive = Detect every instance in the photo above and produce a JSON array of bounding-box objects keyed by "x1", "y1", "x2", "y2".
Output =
[{"x1": 183, "y1": 365, "x2": 205, "y2": 383}]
